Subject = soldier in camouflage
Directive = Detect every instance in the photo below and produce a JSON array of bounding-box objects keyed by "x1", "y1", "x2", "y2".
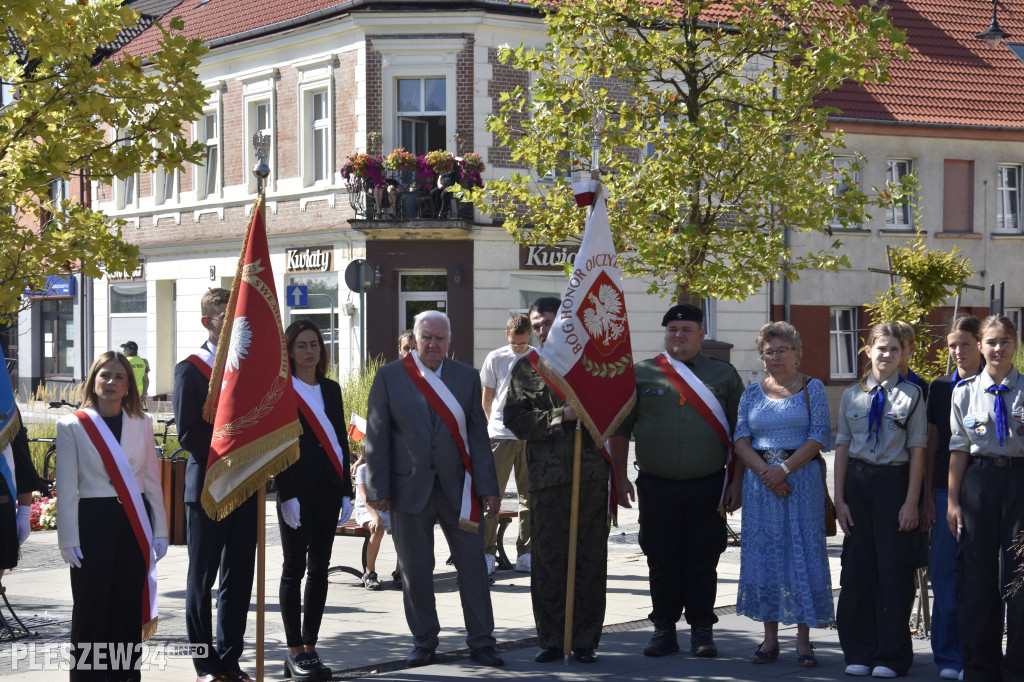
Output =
[{"x1": 504, "y1": 297, "x2": 610, "y2": 665}]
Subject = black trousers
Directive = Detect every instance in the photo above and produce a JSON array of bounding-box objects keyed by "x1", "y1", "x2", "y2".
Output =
[
  {"x1": 637, "y1": 470, "x2": 727, "y2": 629},
  {"x1": 185, "y1": 495, "x2": 257, "y2": 676},
  {"x1": 530, "y1": 480, "x2": 609, "y2": 650},
  {"x1": 836, "y1": 463, "x2": 917, "y2": 675},
  {"x1": 69, "y1": 498, "x2": 145, "y2": 682},
  {"x1": 277, "y1": 483, "x2": 343, "y2": 648},
  {"x1": 958, "y1": 461, "x2": 1024, "y2": 682}
]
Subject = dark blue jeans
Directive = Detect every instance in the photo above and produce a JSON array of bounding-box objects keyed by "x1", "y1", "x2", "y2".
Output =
[{"x1": 930, "y1": 489, "x2": 962, "y2": 672}]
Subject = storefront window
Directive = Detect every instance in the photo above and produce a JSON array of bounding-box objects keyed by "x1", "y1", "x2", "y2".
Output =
[
  {"x1": 509, "y1": 273, "x2": 566, "y2": 312},
  {"x1": 41, "y1": 298, "x2": 74, "y2": 377},
  {"x1": 109, "y1": 283, "x2": 148, "y2": 358},
  {"x1": 287, "y1": 273, "x2": 339, "y2": 366}
]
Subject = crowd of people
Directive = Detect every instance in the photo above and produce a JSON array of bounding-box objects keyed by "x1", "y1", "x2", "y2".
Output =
[{"x1": 2, "y1": 286, "x2": 1016, "y2": 681}]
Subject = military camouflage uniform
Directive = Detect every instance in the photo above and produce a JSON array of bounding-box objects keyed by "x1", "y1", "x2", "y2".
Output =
[{"x1": 504, "y1": 357, "x2": 610, "y2": 651}]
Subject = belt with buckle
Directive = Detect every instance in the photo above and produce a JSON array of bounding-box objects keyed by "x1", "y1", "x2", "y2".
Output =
[
  {"x1": 972, "y1": 455, "x2": 1024, "y2": 468},
  {"x1": 850, "y1": 459, "x2": 908, "y2": 476}
]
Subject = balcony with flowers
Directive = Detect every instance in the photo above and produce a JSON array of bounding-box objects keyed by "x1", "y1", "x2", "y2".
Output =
[{"x1": 342, "y1": 146, "x2": 484, "y2": 226}]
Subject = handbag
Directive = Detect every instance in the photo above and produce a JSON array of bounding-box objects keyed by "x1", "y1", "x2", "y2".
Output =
[{"x1": 803, "y1": 378, "x2": 838, "y2": 537}]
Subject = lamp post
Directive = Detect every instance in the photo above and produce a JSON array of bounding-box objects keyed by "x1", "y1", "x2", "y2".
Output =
[{"x1": 977, "y1": 0, "x2": 1011, "y2": 49}]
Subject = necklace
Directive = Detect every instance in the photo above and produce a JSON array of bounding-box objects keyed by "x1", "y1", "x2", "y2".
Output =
[{"x1": 765, "y1": 374, "x2": 800, "y2": 395}]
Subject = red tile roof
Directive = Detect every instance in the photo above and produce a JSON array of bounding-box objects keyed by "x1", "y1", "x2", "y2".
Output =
[
  {"x1": 120, "y1": 0, "x2": 1024, "y2": 129},
  {"x1": 819, "y1": 0, "x2": 1024, "y2": 128}
]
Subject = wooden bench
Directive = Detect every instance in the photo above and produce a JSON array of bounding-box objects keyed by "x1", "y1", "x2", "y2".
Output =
[{"x1": 328, "y1": 510, "x2": 518, "y2": 579}]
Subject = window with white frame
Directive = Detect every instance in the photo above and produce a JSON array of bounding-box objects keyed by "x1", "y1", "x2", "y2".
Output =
[
  {"x1": 1005, "y1": 308, "x2": 1022, "y2": 332},
  {"x1": 397, "y1": 77, "x2": 446, "y2": 156},
  {"x1": 830, "y1": 307, "x2": 858, "y2": 379},
  {"x1": 115, "y1": 135, "x2": 137, "y2": 210},
  {"x1": 156, "y1": 166, "x2": 176, "y2": 205},
  {"x1": 198, "y1": 112, "x2": 219, "y2": 199},
  {"x1": 997, "y1": 163, "x2": 1022, "y2": 232},
  {"x1": 886, "y1": 159, "x2": 913, "y2": 228},
  {"x1": 830, "y1": 155, "x2": 860, "y2": 228},
  {"x1": 1, "y1": 81, "x2": 14, "y2": 107},
  {"x1": 247, "y1": 99, "x2": 273, "y2": 193},
  {"x1": 309, "y1": 91, "x2": 330, "y2": 184}
]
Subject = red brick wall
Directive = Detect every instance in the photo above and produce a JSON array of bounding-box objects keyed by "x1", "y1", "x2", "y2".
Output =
[{"x1": 487, "y1": 47, "x2": 530, "y2": 169}]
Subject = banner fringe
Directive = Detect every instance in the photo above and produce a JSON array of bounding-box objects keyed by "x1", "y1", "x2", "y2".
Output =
[
  {"x1": 0, "y1": 409, "x2": 22, "y2": 455},
  {"x1": 536, "y1": 357, "x2": 635, "y2": 449},
  {"x1": 141, "y1": 616, "x2": 157, "y2": 642},
  {"x1": 458, "y1": 518, "x2": 479, "y2": 534},
  {"x1": 200, "y1": 420, "x2": 301, "y2": 521}
]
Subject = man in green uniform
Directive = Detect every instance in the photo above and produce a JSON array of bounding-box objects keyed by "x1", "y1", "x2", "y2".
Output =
[
  {"x1": 610, "y1": 303, "x2": 744, "y2": 659},
  {"x1": 504, "y1": 297, "x2": 610, "y2": 665},
  {"x1": 120, "y1": 341, "x2": 149, "y2": 405}
]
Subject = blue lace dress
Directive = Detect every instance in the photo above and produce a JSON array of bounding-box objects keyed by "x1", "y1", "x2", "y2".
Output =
[{"x1": 734, "y1": 378, "x2": 835, "y2": 626}]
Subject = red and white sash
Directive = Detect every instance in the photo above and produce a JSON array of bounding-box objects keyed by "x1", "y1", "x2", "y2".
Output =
[
  {"x1": 186, "y1": 345, "x2": 215, "y2": 379},
  {"x1": 291, "y1": 377, "x2": 347, "y2": 482},
  {"x1": 401, "y1": 352, "x2": 480, "y2": 532},
  {"x1": 523, "y1": 350, "x2": 618, "y2": 518},
  {"x1": 73, "y1": 408, "x2": 159, "y2": 639},
  {"x1": 654, "y1": 352, "x2": 735, "y2": 512}
]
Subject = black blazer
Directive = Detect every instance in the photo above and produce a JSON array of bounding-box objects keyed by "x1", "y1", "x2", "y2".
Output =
[
  {"x1": 275, "y1": 377, "x2": 352, "y2": 502},
  {"x1": 173, "y1": 343, "x2": 215, "y2": 504}
]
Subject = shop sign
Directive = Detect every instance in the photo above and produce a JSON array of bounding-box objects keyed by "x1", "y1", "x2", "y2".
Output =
[
  {"x1": 107, "y1": 259, "x2": 146, "y2": 283},
  {"x1": 286, "y1": 246, "x2": 333, "y2": 273},
  {"x1": 23, "y1": 275, "x2": 76, "y2": 299},
  {"x1": 519, "y1": 244, "x2": 580, "y2": 271}
]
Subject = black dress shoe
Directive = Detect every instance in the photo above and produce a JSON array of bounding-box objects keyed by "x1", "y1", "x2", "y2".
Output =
[
  {"x1": 406, "y1": 647, "x2": 436, "y2": 668},
  {"x1": 307, "y1": 652, "x2": 332, "y2": 679},
  {"x1": 283, "y1": 653, "x2": 317, "y2": 680},
  {"x1": 644, "y1": 626, "x2": 680, "y2": 657},
  {"x1": 469, "y1": 645, "x2": 505, "y2": 667},
  {"x1": 535, "y1": 647, "x2": 562, "y2": 663},
  {"x1": 690, "y1": 625, "x2": 717, "y2": 658},
  {"x1": 573, "y1": 648, "x2": 598, "y2": 663}
]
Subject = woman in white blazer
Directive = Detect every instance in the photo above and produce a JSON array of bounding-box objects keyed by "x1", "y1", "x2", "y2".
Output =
[{"x1": 56, "y1": 351, "x2": 168, "y2": 681}]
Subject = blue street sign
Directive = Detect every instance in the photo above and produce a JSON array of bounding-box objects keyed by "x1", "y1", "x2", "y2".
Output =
[{"x1": 286, "y1": 284, "x2": 308, "y2": 308}]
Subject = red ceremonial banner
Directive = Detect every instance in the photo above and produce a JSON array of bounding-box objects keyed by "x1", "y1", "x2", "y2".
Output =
[{"x1": 201, "y1": 201, "x2": 301, "y2": 520}]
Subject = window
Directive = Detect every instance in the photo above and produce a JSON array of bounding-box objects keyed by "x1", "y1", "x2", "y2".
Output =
[
  {"x1": 109, "y1": 283, "x2": 147, "y2": 359},
  {"x1": 199, "y1": 112, "x2": 219, "y2": 199},
  {"x1": 156, "y1": 167, "x2": 176, "y2": 205},
  {"x1": 115, "y1": 135, "x2": 137, "y2": 210},
  {"x1": 397, "y1": 78, "x2": 446, "y2": 156},
  {"x1": 247, "y1": 100, "x2": 273, "y2": 193},
  {"x1": 1006, "y1": 308, "x2": 1022, "y2": 332},
  {"x1": 886, "y1": 159, "x2": 913, "y2": 228},
  {"x1": 41, "y1": 298, "x2": 75, "y2": 378},
  {"x1": 310, "y1": 91, "x2": 329, "y2": 183},
  {"x1": 830, "y1": 156, "x2": 859, "y2": 229},
  {"x1": 830, "y1": 307, "x2": 858, "y2": 379},
  {"x1": 1, "y1": 80, "x2": 14, "y2": 107},
  {"x1": 286, "y1": 273, "x2": 338, "y2": 368},
  {"x1": 998, "y1": 163, "x2": 1022, "y2": 232}
]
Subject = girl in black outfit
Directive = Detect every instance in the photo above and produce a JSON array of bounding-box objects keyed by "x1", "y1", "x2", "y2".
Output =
[{"x1": 278, "y1": 320, "x2": 353, "y2": 680}]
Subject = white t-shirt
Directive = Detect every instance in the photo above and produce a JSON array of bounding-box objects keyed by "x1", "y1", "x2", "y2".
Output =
[{"x1": 479, "y1": 343, "x2": 535, "y2": 440}]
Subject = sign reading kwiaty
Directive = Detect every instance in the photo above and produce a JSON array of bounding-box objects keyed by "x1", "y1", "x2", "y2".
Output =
[
  {"x1": 519, "y1": 244, "x2": 580, "y2": 270},
  {"x1": 286, "y1": 246, "x2": 333, "y2": 273},
  {"x1": 531, "y1": 179, "x2": 636, "y2": 447}
]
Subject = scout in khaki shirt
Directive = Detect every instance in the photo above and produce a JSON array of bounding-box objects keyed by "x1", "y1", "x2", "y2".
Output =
[
  {"x1": 833, "y1": 322, "x2": 926, "y2": 679},
  {"x1": 946, "y1": 315, "x2": 1024, "y2": 682}
]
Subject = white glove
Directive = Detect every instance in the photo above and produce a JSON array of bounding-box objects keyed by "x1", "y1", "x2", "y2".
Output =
[
  {"x1": 153, "y1": 537, "x2": 168, "y2": 562},
  {"x1": 281, "y1": 498, "x2": 301, "y2": 530},
  {"x1": 16, "y1": 506, "x2": 30, "y2": 546},
  {"x1": 339, "y1": 497, "x2": 353, "y2": 525},
  {"x1": 61, "y1": 546, "x2": 84, "y2": 568}
]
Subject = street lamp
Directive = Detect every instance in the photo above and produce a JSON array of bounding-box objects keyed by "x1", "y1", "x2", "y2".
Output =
[{"x1": 977, "y1": 0, "x2": 1011, "y2": 49}]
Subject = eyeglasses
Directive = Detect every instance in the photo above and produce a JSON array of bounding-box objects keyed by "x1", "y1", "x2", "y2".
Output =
[
  {"x1": 761, "y1": 347, "x2": 793, "y2": 359},
  {"x1": 509, "y1": 341, "x2": 530, "y2": 348}
]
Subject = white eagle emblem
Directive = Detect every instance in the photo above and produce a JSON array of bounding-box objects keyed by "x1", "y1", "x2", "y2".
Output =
[
  {"x1": 226, "y1": 316, "x2": 253, "y2": 372},
  {"x1": 583, "y1": 284, "x2": 626, "y2": 345}
]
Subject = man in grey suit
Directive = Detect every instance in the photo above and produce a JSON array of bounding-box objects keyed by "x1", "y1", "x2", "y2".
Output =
[{"x1": 364, "y1": 310, "x2": 504, "y2": 668}]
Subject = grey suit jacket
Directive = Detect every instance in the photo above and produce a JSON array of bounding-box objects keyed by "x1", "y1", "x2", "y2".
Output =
[{"x1": 364, "y1": 357, "x2": 498, "y2": 515}]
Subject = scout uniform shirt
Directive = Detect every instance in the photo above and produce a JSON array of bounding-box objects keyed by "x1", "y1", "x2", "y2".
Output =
[
  {"x1": 950, "y1": 367, "x2": 1024, "y2": 458},
  {"x1": 836, "y1": 373, "x2": 928, "y2": 464}
]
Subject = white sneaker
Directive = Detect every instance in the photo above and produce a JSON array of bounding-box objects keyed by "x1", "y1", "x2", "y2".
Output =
[
  {"x1": 939, "y1": 669, "x2": 959, "y2": 680},
  {"x1": 485, "y1": 554, "x2": 495, "y2": 576},
  {"x1": 515, "y1": 553, "x2": 531, "y2": 573},
  {"x1": 846, "y1": 664, "x2": 872, "y2": 676},
  {"x1": 872, "y1": 666, "x2": 898, "y2": 678}
]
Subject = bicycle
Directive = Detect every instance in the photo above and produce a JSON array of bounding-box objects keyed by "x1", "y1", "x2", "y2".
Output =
[
  {"x1": 26, "y1": 400, "x2": 79, "y2": 494},
  {"x1": 154, "y1": 417, "x2": 187, "y2": 459}
]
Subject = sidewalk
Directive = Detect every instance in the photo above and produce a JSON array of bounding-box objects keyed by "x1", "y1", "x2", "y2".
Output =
[{"x1": 0, "y1": 451, "x2": 939, "y2": 680}]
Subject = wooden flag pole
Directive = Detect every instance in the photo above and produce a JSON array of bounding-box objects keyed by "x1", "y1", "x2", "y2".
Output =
[
  {"x1": 252, "y1": 134, "x2": 271, "y2": 682},
  {"x1": 562, "y1": 423, "x2": 583, "y2": 664}
]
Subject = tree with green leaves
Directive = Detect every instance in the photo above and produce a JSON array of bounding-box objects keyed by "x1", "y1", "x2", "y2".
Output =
[
  {"x1": 470, "y1": 0, "x2": 908, "y2": 301},
  {"x1": 0, "y1": 0, "x2": 209, "y2": 324},
  {"x1": 864, "y1": 208, "x2": 973, "y2": 379}
]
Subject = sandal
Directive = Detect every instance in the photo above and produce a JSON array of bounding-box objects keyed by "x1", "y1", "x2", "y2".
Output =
[
  {"x1": 362, "y1": 571, "x2": 380, "y2": 590},
  {"x1": 751, "y1": 642, "x2": 780, "y2": 664},
  {"x1": 797, "y1": 644, "x2": 818, "y2": 667}
]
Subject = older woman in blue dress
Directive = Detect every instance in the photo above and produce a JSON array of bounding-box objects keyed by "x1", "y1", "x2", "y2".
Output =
[{"x1": 733, "y1": 322, "x2": 833, "y2": 667}]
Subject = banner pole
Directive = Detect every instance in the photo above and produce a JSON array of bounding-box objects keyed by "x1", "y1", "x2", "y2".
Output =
[{"x1": 562, "y1": 423, "x2": 583, "y2": 664}]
